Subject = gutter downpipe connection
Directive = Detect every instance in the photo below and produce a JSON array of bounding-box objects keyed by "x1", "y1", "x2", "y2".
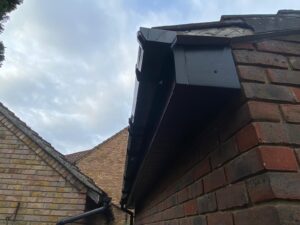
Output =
[
  {"x1": 56, "y1": 199, "x2": 110, "y2": 225},
  {"x1": 121, "y1": 205, "x2": 134, "y2": 225}
]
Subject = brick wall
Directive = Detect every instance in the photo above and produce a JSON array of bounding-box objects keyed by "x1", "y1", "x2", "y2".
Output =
[
  {"x1": 76, "y1": 129, "x2": 128, "y2": 225},
  {"x1": 77, "y1": 129, "x2": 128, "y2": 205},
  {"x1": 134, "y1": 35, "x2": 300, "y2": 225},
  {"x1": 112, "y1": 205, "x2": 128, "y2": 225},
  {"x1": 0, "y1": 113, "x2": 106, "y2": 224}
]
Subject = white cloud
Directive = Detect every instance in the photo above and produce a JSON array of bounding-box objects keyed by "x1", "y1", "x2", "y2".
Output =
[{"x1": 0, "y1": 0, "x2": 300, "y2": 153}]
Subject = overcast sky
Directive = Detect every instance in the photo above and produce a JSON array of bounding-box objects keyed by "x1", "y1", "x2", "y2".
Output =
[{"x1": 0, "y1": 0, "x2": 299, "y2": 154}]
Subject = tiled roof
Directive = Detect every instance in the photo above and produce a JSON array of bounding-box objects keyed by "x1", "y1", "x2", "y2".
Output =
[
  {"x1": 66, "y1": 127, "x2": 128, "y2": 164},
  {"x1": 65, "y1": 149, "x2": 93, "y2": 164}
]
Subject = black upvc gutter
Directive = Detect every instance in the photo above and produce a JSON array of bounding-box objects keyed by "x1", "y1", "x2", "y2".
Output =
[{"x1": 56, "y1": 199, "x2": 110, "y2": 225}]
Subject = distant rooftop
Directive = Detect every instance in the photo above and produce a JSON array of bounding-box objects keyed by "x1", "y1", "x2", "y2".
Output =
[
  {"x1": 65, "y1": 149, "x2": 93, "y2": 164},
  {"x1": 65, "y1": 127, "x2": 128, "y2": 164}
]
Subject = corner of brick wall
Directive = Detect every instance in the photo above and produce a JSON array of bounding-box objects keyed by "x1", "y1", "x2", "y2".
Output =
[{"x1": 134, "y1": 35, "x2": 300, "y2": 225}]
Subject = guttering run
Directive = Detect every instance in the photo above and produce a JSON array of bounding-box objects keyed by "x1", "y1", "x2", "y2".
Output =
[{"x1": 56, "y1": 198, "x2": 110, "y2": 225}]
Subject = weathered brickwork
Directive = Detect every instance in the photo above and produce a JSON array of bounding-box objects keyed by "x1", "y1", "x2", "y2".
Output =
[
  {"x1": 134, "y1": 35, "x2": 300, "y2": 225},
  {"x1": 111, "y1": 205, "x2": 129, "y2": 225},
  {"x1": 75, "y1": 129, "x2": 128, "y2": 225},
  {"x1": 0, "y1": 114, "x2": 99, "y2": 224},
  {"x1": 77, "y1": 129, "x2": 128, "y2": 205}
]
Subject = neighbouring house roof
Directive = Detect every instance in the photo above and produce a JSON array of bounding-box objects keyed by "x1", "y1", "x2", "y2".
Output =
[
  {"x1": 66, "y1": 128, "x2": 128, "y2": 205},
  {"x1": 0, "y1": 102, "x2": 108, "y2": 205},
  {"x1": 121, "y1": 10, "x2": 300, "y2": 208},
  {"x1": 66, "y1": 149, "x2": 93, "y2": 164},
  {"x1": 66, "y1": 127, "x2": 128, "y2": 164}
]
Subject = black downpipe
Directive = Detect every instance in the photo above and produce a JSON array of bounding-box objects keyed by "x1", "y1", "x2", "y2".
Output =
[
  {"x1": 121, "y1": 205, "x2": 134, "y2": 225},
  {"x1": 56, "y1": 201, "x2": 110, "y2": 225}
]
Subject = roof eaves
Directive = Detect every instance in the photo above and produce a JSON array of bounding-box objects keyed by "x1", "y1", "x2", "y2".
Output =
[{"x1": 121, "y1": 12, "x2": 300, "y2": 207}]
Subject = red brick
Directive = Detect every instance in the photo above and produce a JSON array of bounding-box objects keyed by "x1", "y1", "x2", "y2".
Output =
[
  {"x1": 165, "y1": 194, "x2": 177, "y2": 209},
  {"x1": 207, "y1": 212, "x2": 233, "y2": 225},
  {"x1": 226, "y1": 146, "x2": 297, "y2": 183},
  {"x1": 267, "y1": 68, "x2": 300, "y2": 85},
  {"x1": 254, "y1": 122, "x2": 289, "y2": 144},
  {"x1": 211, "y1": 137, "x2": 239, "y2": 168},
  {"x1": 231, "y1": 42, "x2": 255, "y2": 50},
  {"x1": 170, "y1": 220, "x2": 179, "y2": 225},
  {"x1": 256, "y1": 40, "x2": 300, "y2": 55},
  {"x1": 276, "y1": 204, "x2": 300, "y2": 224},
  {"x1": 178, "y1": 188, "x2": 189, "y2": 203},
  {"x1": 291, "y1": 87, "x2": 300, "y2": 102},
  {"x1": 180, "y1": 217, "x2": 193, "y2": 225},
  {"x1": 193, "y1": 158, "x2": 211, "y2": 181},
  {"x1": 281, "y1": 104, "x2": 300, "y2": 123},
  {"x1": 163, "y1": 208, "x2": 170, "y2": 220},
  {"x1": 233, "y1": 50, "x2": 288, "y2": 68},
  {"x1": 180, "y1": 216, "x2": 207, "y2": 225},
  {"x1": 235, "y1": 204, "x2": 300, "y2": 225},
  {"x1": 216, "y1": 182, "x2": 249, "y2": 210},
  {"x1": 247, "y1": 172, "x2": 300, "y2": 203},
  {"x1": 192, "y1": 215, "x2": 207, "y2": 225},
  {"x1": 235, "y1": 123, "x2": 259, "y2": 152},
  {"x1": 166, "y1": 207, "x2": 177, "y2": 221},
  {"x1": 286, "y1": 123, "x2": 300, "y2": 145},
  {"x1": 188, "y1": 180, "x2": 203, "y2": 198},
  {"x1": 197, "y1": 193, "x2": 217, "y2": 214},
  {"x1": 289, "y1": 56, "x2": 300, "y2": 70},
  {"x1": 259, "y1": 146, "x2": 298, "y2": 171},
  {"x1": 234, "y1": 206, "x2": 281, "y2": 225},
  {"x1": 237, "y1": 65, "x2": 266, "y2": 82},
  {"x1": 174, "y1": 205, "x2": 184, "y2": 218},
  {"x1": 225, "y1": 148, "x2": 264, "y2": 183},
  {"x1": 184, "y1": 199, "x2": 198, "y2": 216},
  {"x1": 242, "y1": 83, "x2": 294, "y2": 102},
  {"x1": 295, "y1": 148, "x2": 300, "y2": 164},
  {"x1": 203, "y1": 168, "x2": 227, "y2": 193},
  {"x1": 247, "y1": 101, "x2": 281, "y2": 122}
]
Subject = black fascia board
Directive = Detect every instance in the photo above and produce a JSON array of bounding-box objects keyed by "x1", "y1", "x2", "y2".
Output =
[
  {"x1": 121, "y1": 26, "x2": 300, "y2": 208},
  {"x1": 121, "y1": 27, "x2": 242, "y2": 208},
  {"x1": 135, "y1": 27, "x2": 176, "y2": 82}
]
